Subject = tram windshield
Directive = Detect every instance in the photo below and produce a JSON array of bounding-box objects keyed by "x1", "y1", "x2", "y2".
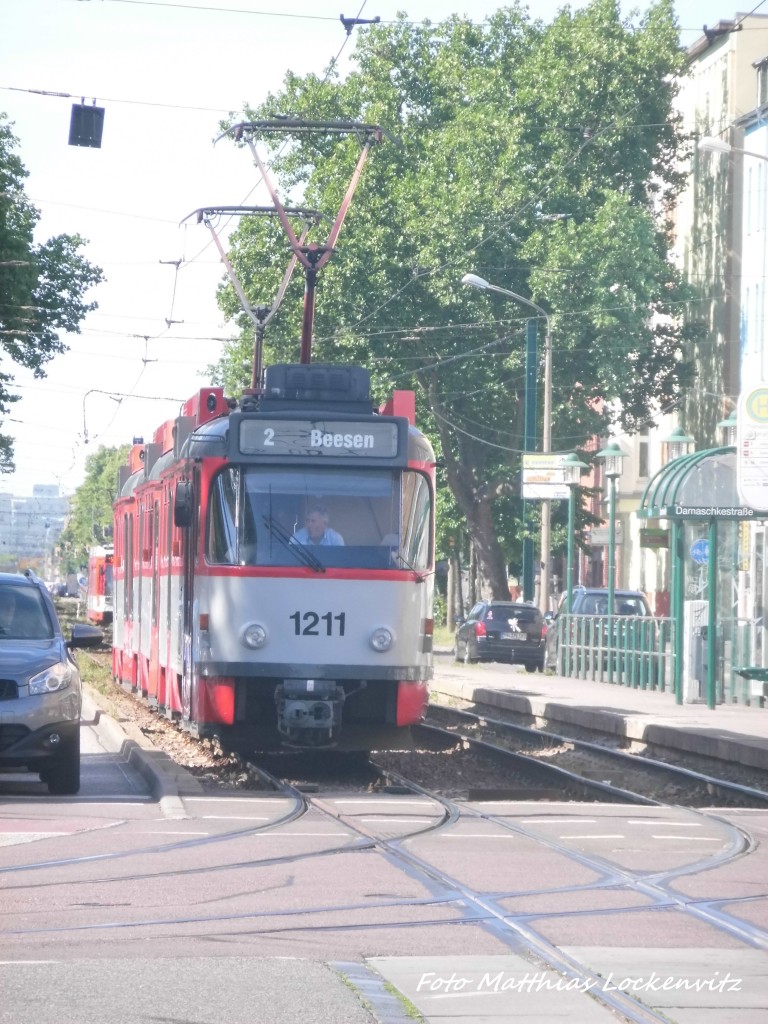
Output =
[{"x1": 207, "y1": 466, "x2": 432, "y2": 570}]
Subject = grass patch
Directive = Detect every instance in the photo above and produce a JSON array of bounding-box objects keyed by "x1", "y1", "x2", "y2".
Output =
[
  {"x1": 383, "y1": 980, "x2": 425, "y2": 1020},
  {"x1": 78, "y1": 649, "x2": 114, "y2": 695},
  {"x1": 433, "y1": 623, "x2": 454, "y2": 649}
]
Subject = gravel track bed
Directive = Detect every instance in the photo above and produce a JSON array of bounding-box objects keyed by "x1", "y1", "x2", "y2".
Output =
[
  {"x1": 427, "y1": 698, "x2": 768, "y2": 806},
  {"x1": 82, "y1": 653, "x2": 603, "y2": 800},
  {"x1": 370, "y1": 736, "x2": 602, "y2": 801}
]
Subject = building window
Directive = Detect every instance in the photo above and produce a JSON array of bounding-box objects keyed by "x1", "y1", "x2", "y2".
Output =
[
  {"x1": 757, "y1": 59, "x2": 768, "y2": 108},
  {"x1": 638, "y1": 425, "x2": 650, "y2": 479}
]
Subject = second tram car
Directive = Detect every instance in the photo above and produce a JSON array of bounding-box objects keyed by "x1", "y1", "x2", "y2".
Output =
[
  {"x1": 112, "y1": 362, "x2": 435, "y2": 752},
  {"x1": 87, "y1": 544, "x2": 114, "y2": 624}
]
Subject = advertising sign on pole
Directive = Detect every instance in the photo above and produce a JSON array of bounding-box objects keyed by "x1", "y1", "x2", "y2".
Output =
[
  {"x1": 522, "y1": 453, "x2": 570, "y2": 500},
  {"x1": 737, "y1": 384, "x2": 768, "y2": 510}
]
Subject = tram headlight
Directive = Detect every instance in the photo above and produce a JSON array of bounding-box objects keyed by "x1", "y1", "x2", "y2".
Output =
[
  {"x1": 242, "y1": 622, "x2": 268, "y2": 649},
  {"x1": 370, "y1": 626, "x2": 394, "y2": 652}
]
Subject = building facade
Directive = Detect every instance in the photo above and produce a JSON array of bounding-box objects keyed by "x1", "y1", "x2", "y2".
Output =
[{"x1": 0, "y1": 484, "x2": 69, "y2": 575}]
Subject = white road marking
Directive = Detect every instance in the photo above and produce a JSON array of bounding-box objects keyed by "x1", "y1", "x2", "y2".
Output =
[
  {"x1": 198, "y1": 816, "x2": 270, "y2": 820},
  {"x1": 358, "y1": 818, "x2": 436, "y2": 823},
  {"x1": 559, "y1": 834, "x2": 626, "y2": 839},
  {"x1": 0, "y1": 833, "x2": 68, "y2": 846},
  {"x1": 651, "y1": 835, "x2": 721, "y2": 841},
  {"x1": 258, "y1": 832, "x2": 351, "y2": 836},
  {"x1": 438, "y1": 833, "x2": 515, "y2": 838},
  {"x1": 521, "y1": 818, "x2": 597, "y2": 824},
  {"x1": 627, "y1": 819, "x2": 702, "y2": 826}
]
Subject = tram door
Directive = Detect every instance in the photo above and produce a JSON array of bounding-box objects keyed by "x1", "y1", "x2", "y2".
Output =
[
  {"x1": 148, "y1": 498, "x2": 161, "y2": 704},
  {"x1": 180, "y1": 472, "x2": 199, "y2": 722}
]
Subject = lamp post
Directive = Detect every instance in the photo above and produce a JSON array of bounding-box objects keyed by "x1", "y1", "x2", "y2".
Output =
[
  {"x1": 717, "y1": 409, "x2": 737, "y2": 447},
  {"x1": 461, "y1": 273, "x2": 553, "y2": 611},
  {"x1": 562, "y1": 453, "x2": 589, "y2": 614},
  {"x1": 595, "y1": 441, "x2": 626, "y2": 619}
]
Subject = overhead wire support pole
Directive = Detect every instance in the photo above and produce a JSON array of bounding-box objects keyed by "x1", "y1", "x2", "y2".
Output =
[{"x1": 219, "y1": 119, "x2": 388, "y2": 363}]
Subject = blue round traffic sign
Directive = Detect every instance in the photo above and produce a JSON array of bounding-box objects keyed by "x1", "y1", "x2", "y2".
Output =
[{"x1": 690, "y1": 539, "x2": 709, "y2": 565}]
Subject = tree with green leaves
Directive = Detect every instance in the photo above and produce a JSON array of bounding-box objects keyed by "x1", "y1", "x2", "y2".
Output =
[
  {"x1": 209, "y1": 0, "x2": 699, "y2": 598},
  {"x1": 0, "y1": 115, "x2": 103, "y2": 473},
  {"x1": 57, "y1": 445, "x2": 127, "y2": 572}
]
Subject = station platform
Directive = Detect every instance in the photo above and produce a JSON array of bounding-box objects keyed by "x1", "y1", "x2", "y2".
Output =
[{"x1": 430, "y1": 653, "x2": 768, "y2": 772}]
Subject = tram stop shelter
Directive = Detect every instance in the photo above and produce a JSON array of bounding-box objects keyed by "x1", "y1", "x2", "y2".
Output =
[{"x1": 638, "y1": 445, "x2": 768, "y2": 709}]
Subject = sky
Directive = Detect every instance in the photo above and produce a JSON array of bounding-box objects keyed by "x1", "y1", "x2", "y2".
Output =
[{"x1": 0, "y1": 0, "x2": 760, "y2": 499}]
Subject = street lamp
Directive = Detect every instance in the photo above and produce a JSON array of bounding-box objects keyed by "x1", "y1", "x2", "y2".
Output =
[
  {"x1": 698, "y1": 136, "x2": 768, "y2": 163},
  {"x1": 595, "y1": 441, "x2": 626, "y2": 620},
  {"x1": 562, "y1": 453, "x2": 588, "y2": 615},
  {"x1": 661, "y1": 425, "x2": 695, "y2": 465},
  {"x1": 461, "y1": 273, "x2": 553, "y2": 611}
]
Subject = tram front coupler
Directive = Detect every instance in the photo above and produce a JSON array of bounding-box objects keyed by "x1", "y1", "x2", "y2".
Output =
[{"x1": 274, "y1": 678, "x2": 346, "y2": 746}]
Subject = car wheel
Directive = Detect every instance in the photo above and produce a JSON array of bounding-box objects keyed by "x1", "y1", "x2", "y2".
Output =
[
  {"x1": 454, "y1": 640, "x2": 464, "y2": 663},
  {"x1": 524, "y1": 662, "x2": 537, "y2": 673},
  {"x1": 46, "y1": 731, "x2": 81, "y2": 796}
]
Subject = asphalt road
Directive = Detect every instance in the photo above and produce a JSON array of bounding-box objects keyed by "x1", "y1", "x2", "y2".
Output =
[{"x1": 1, "y1": 677, "x2": 767, "y2": 1023}]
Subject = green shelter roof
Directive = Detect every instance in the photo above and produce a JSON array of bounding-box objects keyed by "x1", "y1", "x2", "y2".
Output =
[{"x1": 637, "y1": 446, "x2": 766, "y2": 520}]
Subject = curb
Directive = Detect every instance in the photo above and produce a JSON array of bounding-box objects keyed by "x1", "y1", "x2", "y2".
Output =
[{"x1": 82, "y1": 689, "x2": 201, "y2": 817}]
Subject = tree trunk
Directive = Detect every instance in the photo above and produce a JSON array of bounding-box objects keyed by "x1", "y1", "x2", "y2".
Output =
[{"x1": 424, "y1": 376, "x2": 512, "y2": 601}]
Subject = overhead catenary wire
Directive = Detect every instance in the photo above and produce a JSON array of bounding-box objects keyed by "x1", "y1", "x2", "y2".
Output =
[{"x1": 3, "y1": 7, "x2": 714, "y2": 490}]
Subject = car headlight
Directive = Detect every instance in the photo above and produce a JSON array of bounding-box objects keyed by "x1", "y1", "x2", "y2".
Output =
[
  {"x1": 29, "y1": 662, "x2": 73, "y2": 695},
  {"x1": 242, "y1": 622, "x2": 268, "y2": 649},
  {"x1": 370, "y1": 626, "x2": 394, "y2": 652}
]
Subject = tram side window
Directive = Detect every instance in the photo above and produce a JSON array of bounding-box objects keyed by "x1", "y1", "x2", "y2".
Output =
[
  {"x1": 400, "y1": 471, "x2": 432, "y2": 570},
  {"x1": 208, "y1": 468, "x2": 239, "y2": 564}
]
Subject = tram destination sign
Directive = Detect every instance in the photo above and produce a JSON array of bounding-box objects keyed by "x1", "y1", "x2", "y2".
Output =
[{"x1": 239, "y1": 419, "x2": 400, "y2": 458}]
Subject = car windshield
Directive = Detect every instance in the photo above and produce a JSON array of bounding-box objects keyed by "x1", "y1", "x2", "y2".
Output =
[{"x1": 0, "y1": 586, "x2": 54, "y2": 640}]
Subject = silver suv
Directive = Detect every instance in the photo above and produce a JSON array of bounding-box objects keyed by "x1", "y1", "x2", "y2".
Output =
[
  {"x1": 545, "y1": 586, "x2": 653, "y2": 671},
  {"x1": 0, "y1": 571, "x2": 103, "y2": 795}
]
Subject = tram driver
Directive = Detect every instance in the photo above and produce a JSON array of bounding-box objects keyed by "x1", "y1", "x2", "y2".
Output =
[{"x1": 291, "y1": 504, "x2": 345, "y2": 547}]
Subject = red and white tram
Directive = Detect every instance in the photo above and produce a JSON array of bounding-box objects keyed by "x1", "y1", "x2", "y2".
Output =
[
  {"x1": 86, "y1": 544, "x2": 114, "y2": 625},
  {"x1": 112, "y1": 362, "x2": 435, "y2": 751}
]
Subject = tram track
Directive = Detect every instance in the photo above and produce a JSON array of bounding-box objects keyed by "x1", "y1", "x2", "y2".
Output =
[
  {"x1": 243, "y1": 752, "x2": 768, "y2": 1024},
  {"x1": 3, "y1": 673, "x2": 767, "y2": 1024},
  {"x1": 425, "y1": 699, "x2": 768, "y2": 808}
]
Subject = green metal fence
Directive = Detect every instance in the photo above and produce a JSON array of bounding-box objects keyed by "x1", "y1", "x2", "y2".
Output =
[
  {"x1": 557, "y1": 613, "x2": 674, "y2": 690},
  {"x1": 556, "y1": 612, "x2": 768, "y2": 707}
]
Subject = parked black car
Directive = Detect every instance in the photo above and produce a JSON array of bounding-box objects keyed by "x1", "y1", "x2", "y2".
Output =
[
  {"x1": 545, "y1": 586, "x2": 654, "y2": 671},
  {"x1": 0, "y1": 570, "x2": 103, "y2": 795},
  {"x1": 455, "y1": 601, "x2": 546, "y2": 672}
]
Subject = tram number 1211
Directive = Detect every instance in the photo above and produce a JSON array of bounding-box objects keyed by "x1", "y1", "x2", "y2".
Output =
[{"x1": 290, "y1": 611, "x2": 347, "y2": 636}]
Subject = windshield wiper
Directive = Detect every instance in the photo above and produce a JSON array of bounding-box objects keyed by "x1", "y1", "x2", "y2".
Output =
[{"x1": 262, "y1": 515, "x2": 326, "y2": 573}]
